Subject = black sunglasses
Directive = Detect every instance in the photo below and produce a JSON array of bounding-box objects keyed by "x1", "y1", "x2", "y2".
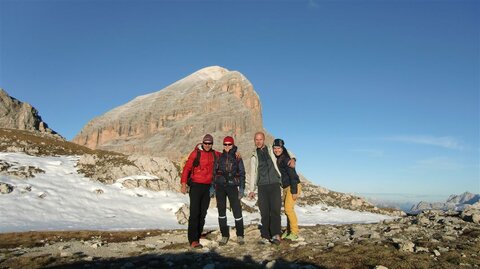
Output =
[
  {"x1": 203, "y1": 142, "x2": 213, "y2": 145},
  {"x1": 223, "y1": 143, "x2": 233, "y2": 146}
]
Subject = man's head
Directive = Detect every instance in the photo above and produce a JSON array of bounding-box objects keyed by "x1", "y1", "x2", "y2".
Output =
[
  {"x1": 202, "y1": 134, "x2": 214, "y2": 152},
  {"x1": 254, "y1": 132, "x2": 265, "y2": 149}
]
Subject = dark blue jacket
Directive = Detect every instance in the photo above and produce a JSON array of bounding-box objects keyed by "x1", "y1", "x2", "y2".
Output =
[
  {"x1": 214, "y1": 145, "x2": 246, "y2": 190},
  {"x1": 275, "y1": 150, "x2": 301, "y2": 194}
]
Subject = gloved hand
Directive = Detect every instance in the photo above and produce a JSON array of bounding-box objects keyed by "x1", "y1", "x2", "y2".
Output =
[
  {"x1": 238, "y1": 187, "x2": 245, "y2": 200},
  {"x1": 209, "y1": 185, "x2": 215, "y2": 198}
]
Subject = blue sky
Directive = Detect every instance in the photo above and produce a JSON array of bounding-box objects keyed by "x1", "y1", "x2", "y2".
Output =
[{"x1": 1, "y1": 0, "x2": 478, "y2": 200}]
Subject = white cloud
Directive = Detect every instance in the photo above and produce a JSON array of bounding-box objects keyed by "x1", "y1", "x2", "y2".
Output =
[
  {"x1": 413, "y1": 156, "x2": 463, "y2": 170},
  {"x1": 386, "y1": 135, "x2": 464, "y2": 150}
]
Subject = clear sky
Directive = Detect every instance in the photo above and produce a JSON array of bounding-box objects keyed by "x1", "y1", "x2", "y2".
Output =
[{"x1": 1, "y1": 0, "x2": 478, "y2": 199}]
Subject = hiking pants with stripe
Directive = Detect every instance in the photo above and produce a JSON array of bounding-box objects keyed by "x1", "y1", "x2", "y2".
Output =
[{"x1": 216, "y1": 185, "x2": 244, "y2": 238}]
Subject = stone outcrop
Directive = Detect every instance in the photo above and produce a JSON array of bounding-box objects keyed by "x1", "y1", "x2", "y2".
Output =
[
  {"x1": 461, "y1": 202, "x2": 480, "y2": 224},
  {"x1": 175, "y1": 204, "x2": 189, "y2": 225},
  {"x1": 73, "y1": 66, "x2": 268, "y2": 163},
  {"x1": 0, "y1": 88, "x2": 62, "y2": 139},
  {"x1": 0, "y1": 182, "x2": 14, "y2": 194},
  {"x1": 76, "y1": 153, "x2": 180, "y2": 192},
  {"x1": 0, "y1": 160, "x2": 45, "y2": 179}
]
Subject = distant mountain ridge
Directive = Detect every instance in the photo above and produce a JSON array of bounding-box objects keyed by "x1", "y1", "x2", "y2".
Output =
[
  {"x1": 446, "y1": 192, "x2": 479, "y2": 204},
  {"x1": 410, "y1": 192, "x2": 480, "y2": 213}
]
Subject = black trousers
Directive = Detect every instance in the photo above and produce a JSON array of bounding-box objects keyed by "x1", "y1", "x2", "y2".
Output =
[
  {"x1": 216, "y1": 185, "x2": 244, "y2": 237},
  {"x1": 257, "y1": 183, "x2": 282, "y2": 239},
  {"x1": 188, "y1": 182, "x2": 211, "y2": 244}
]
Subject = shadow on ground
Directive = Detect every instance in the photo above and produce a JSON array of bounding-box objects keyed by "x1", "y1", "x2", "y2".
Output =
[{"x1": 40, "y1": 251, "x2": 322, "y2": 269}]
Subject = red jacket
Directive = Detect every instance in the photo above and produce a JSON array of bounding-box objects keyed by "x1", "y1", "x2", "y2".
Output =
[{"x1": 181, "y1": 144, "x2": 221, "y2": 185}]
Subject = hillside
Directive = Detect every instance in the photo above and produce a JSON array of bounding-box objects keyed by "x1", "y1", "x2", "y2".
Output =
[{"x1": 0, "y1": 128, "x2": 403, "y2": 217}]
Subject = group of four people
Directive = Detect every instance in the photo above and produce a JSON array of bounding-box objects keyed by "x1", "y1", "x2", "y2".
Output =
[{"x1": 180, "y1": 132, "x2": 301, "y2": 248}]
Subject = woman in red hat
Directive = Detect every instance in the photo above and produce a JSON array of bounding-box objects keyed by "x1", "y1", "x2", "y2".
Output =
[{"x1": 213, "y1": 136, "x2": 246, "y2": 246}]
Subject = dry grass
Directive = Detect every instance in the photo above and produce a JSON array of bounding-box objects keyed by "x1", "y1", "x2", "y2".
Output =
[
  {"x1": 0, "y1": 230, "x2": 168, "y2": 249},
  {"x1": 0, "y1": 128, "x2": 136, "y2": 182},
  {"x1": 0, "y1": 128, "x2": 125, "y2": 158},
  {"x1": 0, "y1": 128, "x2": 92, "y2": 156},
  {"x1": 279, "y1": 241, "x2": 476, "y2": 269}
]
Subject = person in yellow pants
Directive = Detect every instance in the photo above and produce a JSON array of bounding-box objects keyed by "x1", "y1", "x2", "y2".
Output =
[
  {"x1": 283, "y1": 184, "x2": 302, "y2": 239},
  {"x1": 272, "y1": 138, "x2": 302, "y2": 240}
]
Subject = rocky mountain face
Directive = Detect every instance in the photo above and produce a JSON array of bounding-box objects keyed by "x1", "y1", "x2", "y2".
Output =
[
  {"x1": 73, "y1": 66, "x2": 268, "y2": 163},
  {"x1": 0, "y1": 88, "x2": 62, "y2": 140},
  {"x1": 410, "y1": 192, "x2": 480, "y2": 214}
]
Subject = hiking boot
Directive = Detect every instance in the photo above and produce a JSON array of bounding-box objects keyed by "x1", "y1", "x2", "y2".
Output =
[
  {"x1": 219, "y1": 237, "x2": 229, "y2": 246},
  {"x1": 285, "y1": 233, "x2": 298, "y2": 241},
  {"x1": 258, "y1": 237, "x2": 270, "y2": 245},
  {"x1": 271, "y1": 235, "x2": 281, "y2": 245},
  {"x1": 190, "y1": 241, "x2": 203, "y2": 249},
  {"x1": 237, "y1": 236, "x2": 245, "y2": 245},
  {"x1": 281, "y1": 231, "x2": 289, "y2": 239}
]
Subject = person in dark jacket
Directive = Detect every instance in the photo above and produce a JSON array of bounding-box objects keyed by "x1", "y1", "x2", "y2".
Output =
[
  {"x1": 214, "y1": 136, "x2": 246, "y2": 246},
  {"x1": 181, "y1": 134, "x2": 220, "y2": 249},
  {"x1": 248, "y1": 132, "x2": 296, "y2": 245},
  {"x1": 272, "y1": 138, "x2": 302, "y2": 241}
]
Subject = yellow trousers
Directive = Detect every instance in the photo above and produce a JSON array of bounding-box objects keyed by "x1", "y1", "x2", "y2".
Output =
[{"x1": 283, "y1": 184, "x2": 301, "y2": 235}]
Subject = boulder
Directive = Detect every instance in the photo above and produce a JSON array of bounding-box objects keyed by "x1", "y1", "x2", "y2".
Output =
[{"x1": 0, "y1": 182, "x2": 14, "y2": 194}]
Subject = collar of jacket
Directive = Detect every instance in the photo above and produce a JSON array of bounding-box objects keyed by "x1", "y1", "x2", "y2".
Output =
[{"x1": 223, "y1": 145, "x2": 237, "y2": 155}]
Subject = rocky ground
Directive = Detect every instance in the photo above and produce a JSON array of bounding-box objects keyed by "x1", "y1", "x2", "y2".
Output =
[{"x1": 1, "y1": 210, "x2": 479, "y2": 269}]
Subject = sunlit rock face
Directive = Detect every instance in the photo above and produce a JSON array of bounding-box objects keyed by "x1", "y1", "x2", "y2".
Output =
[{"x1": 73, "y1": 66, "x2": 267, "y2": 162}]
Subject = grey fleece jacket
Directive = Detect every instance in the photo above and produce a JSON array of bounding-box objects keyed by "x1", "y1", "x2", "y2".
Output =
[{"x1": 248, "y1": 145, "x2": 295, "y2": 193}]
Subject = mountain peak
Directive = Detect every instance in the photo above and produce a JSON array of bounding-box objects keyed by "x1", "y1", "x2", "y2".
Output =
[
  {"x1": 73, "y1": 67, "x2": 264, "y2": 162},
  {"x1": 193, "y1": 66, "x2": 229, "y2": 80}
]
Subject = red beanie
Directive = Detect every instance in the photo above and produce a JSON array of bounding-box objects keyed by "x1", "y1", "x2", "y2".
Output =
[{"x1": 223, "y1": 136, "x2": 234, "y2": 145}]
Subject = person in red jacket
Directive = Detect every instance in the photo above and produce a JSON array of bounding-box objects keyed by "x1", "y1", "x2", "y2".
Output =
[{"x1": 181, "y1": 134, "x2": 220, "y2": 249}]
